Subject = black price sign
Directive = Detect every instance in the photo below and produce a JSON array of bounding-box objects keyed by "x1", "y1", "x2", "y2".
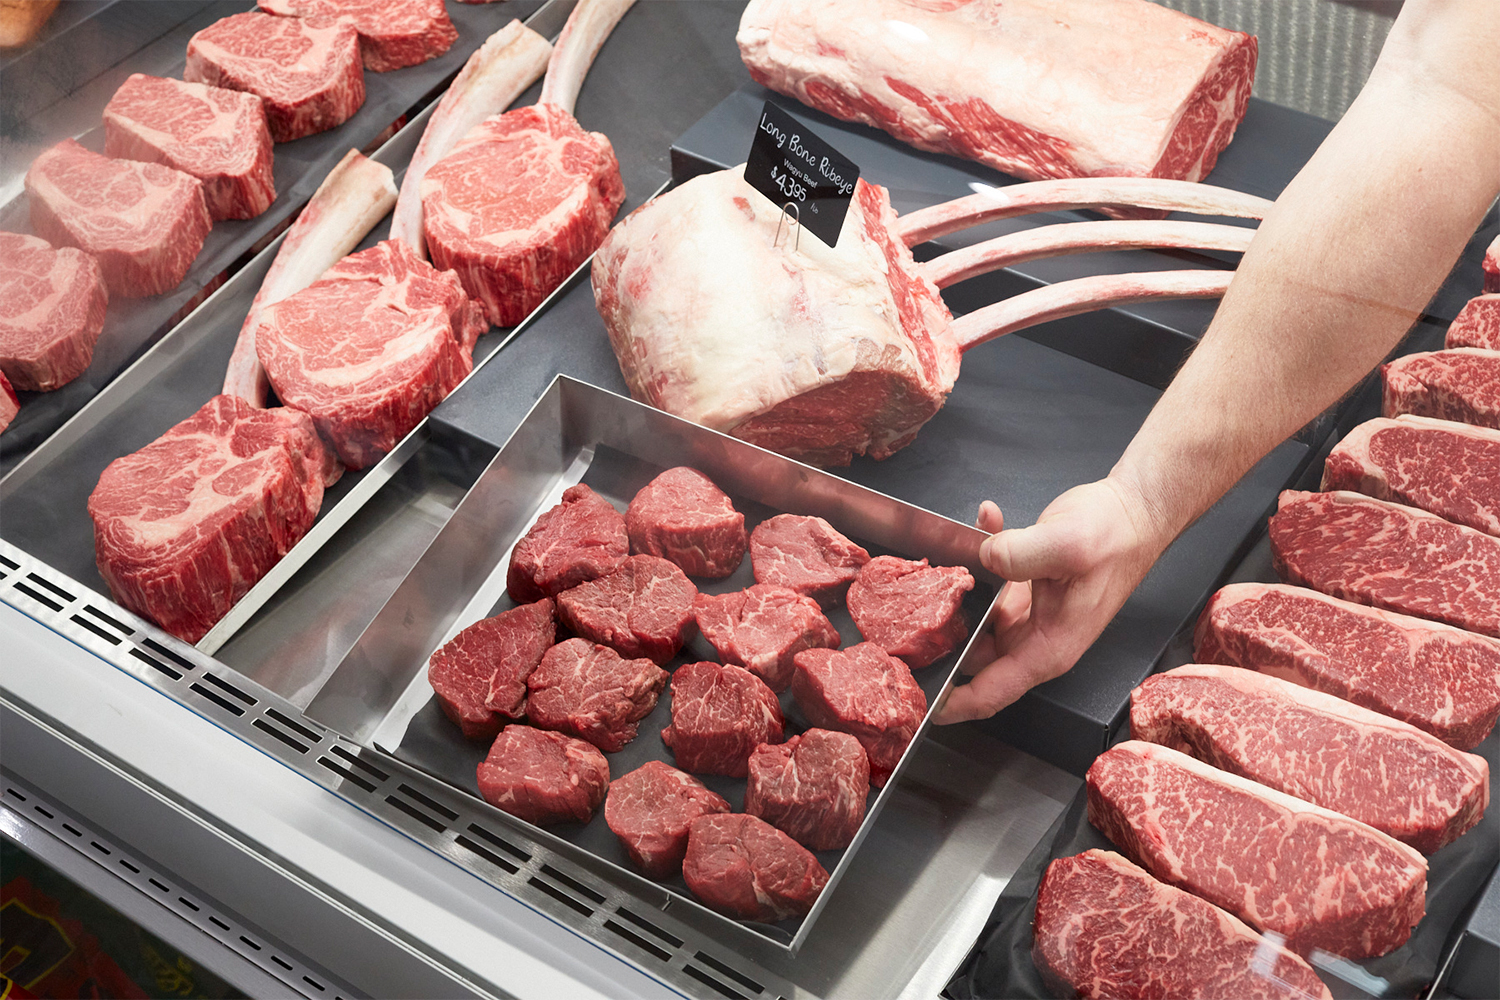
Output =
[{"x1": 743, "y1": 102, "x2": 860, "y2": 249}]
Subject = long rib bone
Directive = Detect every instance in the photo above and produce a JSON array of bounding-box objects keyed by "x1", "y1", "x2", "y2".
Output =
[{"x1": 537, "y1": 0, "x2": 636, "y2": 116}]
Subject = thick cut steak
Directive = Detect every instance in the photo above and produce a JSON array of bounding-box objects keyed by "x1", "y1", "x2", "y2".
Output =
[
  {"x1": 847, "y1": 556, "x2": 974, "y2": 668},
  {"x1": 0, "y1": 232, "x2": 107, "y2": 391},
  {"x1": 1131, "y1": 665, "x2": 1489, "y2": 853},
  {"x1": 507, "y1": 484, "x2": 628, "y2": 603},
  {"x1": 738, "y1": 0, "x2": 1256, "y2": 187},
  {"x1": 1196, "y1": 583, "x2": 1500, "y2": 751},
  {"x1": 625, "y1": 467, "x2": 747, "y2": 578},
  {"x1": 1383, "y1": 348, "x2": 1500, "y2": 430},
  {"x1": 25, "y1": 139, "x2": 210, "y2": 299},
  {"x1": 256, "y1": 239, "x2": 485, "y2": 469},
  {"x1": 0, "y1": 373, "x2": 17, "y2": 434},
  {"x1": 1323, "y1": 415, "x2": 1500, "y2": 537},
  {"x1": 749, "y1": 514, "x2": 869, "y2": 604},
  {"x1": 604, "y1": 761, "x2": 730, "y2": 879},
  {"x1": 426, "y1": 598, "x2": 555, "y2": 739},
  {"x1": 661, "y1": 661, "x2": 785, "y2": 777},
  {"x1": 104, "y1": 74, "x2": 275, "y2": 222},
  {"x1": 257, "y1": 0, "x2": 456, "y2": 72},
  {"x1": 556, "y1": 554, "x2": 698, "y2": 664},
  {"x1": 1270, "y1": 490, "x2": 1500, "y2": 637},
  {"x1": 1446, "y1": 294, "x2": 1500, "y2": 350},
  {"x1": 88, "y1": 395, "x2": 337, "y2": 644},
  {"x1": 525, "y1": 638, "x2": 667, "y2": 752},
  {"x1": 1033, "y1": 850, "x2": 1332, "y2": 1000},
  {"x1": 792, "y1": 642, "x2": 926, "y2": 786},
  {"x1": 745, "y1": 729, "x2": 868, "y2": 851},
  {"x1": 1087, "y1": 741, "x2": 1427, "y2": 959},
  {"x1": 683, "y1": 813, "x2": 829, "y2": 923},
  {"x1": 694, "y1": 584, "x2": 840, "y2": 692},
  {"x1": 476, "y1": 725, "x2": 608, "y2": 826},
  {"x1": 186, "y1": 12, "x2": 365, "y2": 143}
]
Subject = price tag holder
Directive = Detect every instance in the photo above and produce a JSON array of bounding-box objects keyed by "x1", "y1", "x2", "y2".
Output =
[{"x1": 743, "y1": 101, "x2": 860, "y2": 249}]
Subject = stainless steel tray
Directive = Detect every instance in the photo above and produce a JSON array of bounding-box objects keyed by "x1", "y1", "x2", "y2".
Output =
[{"x1": 306, "y1": 375, "x2": 1006, "y2": 953}]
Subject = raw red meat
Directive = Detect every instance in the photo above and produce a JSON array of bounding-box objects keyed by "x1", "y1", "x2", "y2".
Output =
[
  {"x1": 256, "y1": 238, "x2": 485, "y2": 469},
  {"x1": 257, "y1": 0, "x2": 456, "y2": 72},
  {"x1": 1446, "y1": 294, "x2": 1500, "y2": 350},
  {"x1": 693, "y1": 584, "x2": 840, "y2": 692},
  {"x1": 526, "y1": 638, "x2": 667, "y2": 752},
  {"x1": 1195, "y1": 583, "x2": 1500, "y2": 751},
  {"x1": 25, "y1": 139, "x2": 210, "y2": 299},
  {"x1": 1384, "y1": 348, "x2": 1500, "y2": 430},
  {"x1": 88, "y1": 395, "x2": 337, "y2": 644},
  {"x1": 103, "y1": 74, "x2": 275, "y2": 222},
  {"x1": 745, "y1": 729, "x2": 869, "y2": 851},
  {"x1": 476, "y1": 724, "x2": 608, "y2": 825},
  {"x1": 661, "y1": 661, "x2": 785, "y2": 777},
  {"x1": 792, "y1": 642, "x2": 926, "y2": 786},
  {"x1": 604, "y1": 761, "x2": 730, "y2": 879},
  {"x1": 1033, "y1": 850, "x2": 1332, "y2": 1000},
  {"x1": 1270, "y1": 490, "x2": 1500, "y2": 637},
  {"x1": 556, "y1": 554, "x2": 698, "y2": 664},
  {"x1": 186, "y1": 12, "x2": 365, "y2": 143},
  {"x1": 1131, "y1": 665, "x2": 1489, "y2": 853},
  {"x1": 682, "y1": 813, "x2": 829, "y2": 922},
  {"x1": 625, "y1": 467, "x2": 747, "y2": 578},
  {"x1": 426, "y1": 598, "x2": 555, "y2": 739},
  {"x1": 1485, "y1": 233, "x2": 1499, "y2": 293},
  {"x1": 1088, "y1": 741, "x2": 1427, "y2": 958},
  {"x1": 847, "y1": 556, "x2": 974, "y2": 668},
  {"x1": 0, "y1": 373, "x2": 17, "y2": 434},
  {"x1": 0, "y1": 232, "x2": 107, "y2": 391},
  {"x1": 507, "y1": 484, "x2": 628, "y2": 603},
  {"x1": 1323, "y1": 415, "x2": 1500, "y2": 537},
  {"x1": 749, "y1": 514, "x2": 870, "y2": 604}
]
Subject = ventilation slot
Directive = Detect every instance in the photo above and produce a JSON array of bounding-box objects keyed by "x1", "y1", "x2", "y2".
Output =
[
  {"x1": 528, "y1": 876, "x2": 594, "y2": 918},
  {"x1": 253, "y1": 718, "x2": 309, "y2": 754},
  {"x1": 61, "y1": 822, "x2": 81, "y2": 837},
  {"x1": 602, "y1": 920, "x2": 672, "y2": 962},
  {"x1": 13, "y1": 582, "x2": 63, "y2": 611},
  {"x1": 0, "y1": 553, "x2": 18, "y2": 570},
  {"x1": 328, "y1": 745, "x2": 389, "y2": 782},
  {"x1": 694, "y1": 952, "x2": 765, "y2": 995},
  {"x1": 464, "y1": 823, "x2": 530, "y2": 864},
  {"x1": 129, "y1": 647, "x2": 181, "y2": 680},
  {"x1": 199, "y1": 672, "x2": 255, "y2": 706},
  {"x1": 683, "y1": 964, "x2": 750, "y2": 1000},
  {"x1": 265, "y1": 708, "x2": 321, "y2": 744},
  {"x1": 26, "y1": 572, "x2": 75, "y2": 603},
  {"x1": 178, "y1": 896, "x2": 200, "y2": 912},
  {"x1": 302, "y1": 976, "x2": 326, "y2": 993},
  {"x1": 83, "y1": 604, "x2": 132, "y2": 636},
  {"x1": 70, "y1": 614, "x2": 122, "y2": 644},
  {"x1": 384, "y1": 794, "x2": 447, "y2": 833},
  {"x1": 539, "y1": 864, "x2": 604, "y2": 904},
  {"x1": 190, "y1": 682, "x2": 247, "y2": 717},
  {"x1": 141, "y1": 637, "x2": 196, "y2": 672},
  {"x1": 3, "y1": 788, "x2": 25, "y2": 801},
  {"x1": 396, "y1": 783, "x2": 458, "y2": 822},
  {"x1": 89, "y1": 841, "x2": 111, "y2": 856},
  {"x1": 454, "y1": 835, "x2": 519, "y2": 875},
  {"x1": 317, "y1": 756, "x2": 377, "y2": 793},
  {"x1": 615, "y1": 907, "x2": 683, "y2": 949},
  {"x1": 271, "y1": 956, "x2": 292, "y2": 971}
]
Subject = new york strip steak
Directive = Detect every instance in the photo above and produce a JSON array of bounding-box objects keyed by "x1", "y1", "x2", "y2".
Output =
[{"x1": 1383, "y1": 348, "x2": 1500, "y2": 430}]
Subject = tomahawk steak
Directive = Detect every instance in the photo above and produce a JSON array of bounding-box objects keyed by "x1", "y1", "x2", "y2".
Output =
[
  {"x1": 526, "y1": 638, "x2": 667, "y2": 752},
  {"x1": 476, "y1": 724, "x2": 609, "y2": 825},
  {"x1": 604, "y1": 760, "x2": 730, "y2": 879},
  {"x1": 661, "y1": 661, "x2": 785, "y2": 777},
  {"x1": 257, "y1": 0, "x2": 456, "y2": 72},
  {"x1": 625, "y1": 467, "x2": 748, "y2": 578},
  {"x1": 693, "y1": 584, "x2": 840, "y2": 692},
  {"x1": 745, "y1": 729, "x2": 869, "y2": 851},
  {"x1": 507, "y1": 483, "x2": 628, "y2": 603},
  {"x1": 749, "y1": 514, "x2": 869, "y2": 604},
  {"x1": 1383, "y1": 348, "x2": 1500, "y2": 429},
  {"x1": 427, "y1": 598, "x2": 555, "y2": 739},
  {"x1": 556, "y1": 554, "x2": 698, "y2": 664},
  {"x1": 1446, "y1": 294, "x2": 1500, "y2": 350},
  {"x1": 682, "y1": 813, "x2": 829, "y2": 922},
  {"x1": 847, "y1": 556, "x2": 974, "y2": 668},
  {"x1": 0, "y1": 232, "x2": 107, "y2": 391},
  {"x1": 792, "y1": 642, "x2": 926, "y2": 786}
]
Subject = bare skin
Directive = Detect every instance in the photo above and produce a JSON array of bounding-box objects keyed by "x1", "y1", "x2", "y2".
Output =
[{"x1": 938, "y1": 0, "x2": 1500, "y2": 724}]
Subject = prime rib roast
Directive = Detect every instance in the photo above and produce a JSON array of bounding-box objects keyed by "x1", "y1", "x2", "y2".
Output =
[
  {"x1": 525, "y1": 638, "x2": 667, "y2": 753},
  {"x1": 625, "y1": 467, "x2": 747, "y2": 579},
  {"x1": 749, "y1": 514, "x2": 869, "y2": 604},
  {"x1": 682, "y1": 813, "x2": 829, "y2": 922},
  {"x1": 1383, "y1": 348, "x2": 1500, "y2": 430},
  {"x1": 476, "y1": 724, "x2": 609, "y2": 826},
  {"x1": 507, "y1": 483, "x2": 628, "y2": 603},
  {"x1": 426, "y1": 598, "x2": 555, "y2": 739},
  {"x1": 661, "y1": 661, "x2": 785, "y2": 777},
  {"x1": 693, "y1": 584, "x2": 840, "y2": 692},
  {"x1": 257, "y1": 0, "x2": 457, "y2": 73},
  {"x1": 0, "y1": 374, "x2": 18, "y2": 434},
  {"x1": 847, "y1": 556, "x2": 974, "y2": 668},
  {"x1": 744, "y1": 729, "x2": 869, "y2": 851},
  {"x1": 792, "y1": 642, "x2": 926, "y2": 786},
  {"x1": 556, "y1": 553, "x2": 698, "y2": 664},
  {"x1": 604, "y1": 760, "x2": 730, "y2": 879},
  {"x1": 0, "y1": 232, "x2": 107, "y2": 391},
  {"x1": 1446, "y1": 293, "x2": 1500, "y2": 351}
]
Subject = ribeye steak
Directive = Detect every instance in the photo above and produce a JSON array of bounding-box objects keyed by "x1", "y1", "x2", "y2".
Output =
[
  {"x1": 525, "y1": 638, "x2": 667, "y2": 752},
  {"x1": 694, "y1": 584, "x2": 840, "y2": 692},
  {"x1": 1383, "y1": 348, "x2": 1500, "y2": 430},
  {"x1": 625, "y1": 467, "x2": 747, "y2": 578},
  {"x1": 749, "y1": 514, "x2": 869, "y2": 604},
  {"x1": 507, "y1": 483, "x2": 628, "y2": 603},
  {"x1": 556, "y1": 554, "x2": 698, "y2": 664},
  {"x1": 661, "y1": 661, "x2": 784, "y2": 777},
  {"x1": 745, "y1": 729, "x2": 869, "y2": 851},
  {"x1": 0, "y1": 231, "x2": 107, "y2": 391},
  {"x1": 427, "y1": 597, "x2": 555, "y2": 739},
  {"x1": 257, "y1": 0, "x2": 456, "y2": 72},
  {"x1": 792, "y1": 642, "x2": 926, "y2": 786},
  {"x1": 1446, "y1": 294, "x2": 1500, "y2": 350},
  {"x1": 604, "y1": 760, "x2": 730, "y2": 879},
  {"x1": 683, "y1": 813, "x2": 829, "y2": 923},
  {"x1": 476, "y1": 724, "x2": 609, "y2": 826},
  {"x1": 847, "y1": 556, "x2": 974, "y2": 668}
]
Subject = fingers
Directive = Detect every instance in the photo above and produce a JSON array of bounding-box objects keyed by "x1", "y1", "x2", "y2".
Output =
[
  {"x1": 934, "y1": 627, "x2": 1072, "y2": 724},
  {"x1": 975, "y1": 500, "x2": 1004, "y2": 534}
]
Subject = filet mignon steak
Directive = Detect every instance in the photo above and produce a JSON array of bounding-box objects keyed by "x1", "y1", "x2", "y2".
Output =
[
  {"x1": 745, "y1": 729, "x2": 869, "y2": 851},
  {"x1": 694, "y1": 584, "x2": 839, "y2": 692},
  {"x1": 506, "y1": 483, "x2": 628, "y2": 604},
  {"x1": 661, "y1": 661, "x2": 784, "y2": 777},
  {"x1": 1383, "y1": 348, "x2": 1500, "y2": 430},
  {"x1": 1446, "y1": 294, "x2": 1500, "y2": 351},
  {"x1": 476, "y1": 724, "x2": 608, "y2": 826},
  {"x1": 625, "y1": 467, "x2": 747, "y2": 578},
  {"x1": 257, "y1": 0, "x2": 457, "y2": 72},
  {"x1": 604, "y1": 760, "x2": 730, "y2": 879},
  {"x1": 0, "y1": 231, "x2": 107, "y2": 391},
  {"x1": 525, "y1": 638, "x2": 667, "y2": 752},
  {"x1": 427, "y1": 598, "x2": 555, "y2": 739},
  {"x1": 749, "y1": 514, "x2": 869, "y2": 604},
  {"x1": 556, "y1": 554, "x2": 698, "y2": 664},
  {"x1": 682, "y1": 813, "x2": 829, "y2": 923},
  {"x1": 847, "y1": 556, "x2": 974, "y2": 668},
  {"x1": 791, "y1": 642, "x2": 926, "y2": 786}
]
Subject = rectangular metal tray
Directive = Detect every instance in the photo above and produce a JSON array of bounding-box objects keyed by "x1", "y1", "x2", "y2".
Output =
[{"x1": 307, "y1": 375, "x2": 1006, "y2": 953}]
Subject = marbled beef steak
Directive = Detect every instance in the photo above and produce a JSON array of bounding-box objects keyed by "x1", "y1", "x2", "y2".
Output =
[
  {"x1": 506, "y1": 483, "x2": 628, "y2": 603},
  {"x1": 476, "y1": 725, "x2": 608, "y2": 826},
  {"x1": 625, "y1": 467, "x2": 747, "y2": 579},
  {"x1": 1383, "y1": 348, "x2": 1500, "y2": 430},
  {"x1": 1446, "y1": 294, "x2": 1500, "y2": 351},
  {"x1": 847, "y1": 556, "x2": 974, "y2": 668},
  {"x1": 526, "y1": 638, "x2": 667, "y2": 753},
  {"x1": 661, "y1": 661, "x2": 784, "y2": 777},
  {"x1": 0, "y1": 232, "x2": 107, "y2": 391},
  {"x1": 604, "y1": 761, "x2": 730, "y2": 879},
  {"x1": 749, "y1": 514, "x2": 869, "y2": 604},
  {"x1": 745, "y1": 729, "x2": 868, "y2": 851},
  {"x1": 682, "y1": 813, "x2": 829, "y2": 923},
  {"x1": 426, "y1": 598, "x2": 555, "y2": 740},
  {"x1": 0, "y1": 373, "x2": 19, "y2": 435},
  {"x1": 557, "y1": 554, "x2": 698, "y2": 664},
  {"x1": 693, "y1": 584, "x2": 839, "y2": 692},
  {"x1": 257, "y1": 0, "x2": 456, "y2": 72},
  {"x1": 791, "y1": 642, "x2": 926, "y2": 786}
]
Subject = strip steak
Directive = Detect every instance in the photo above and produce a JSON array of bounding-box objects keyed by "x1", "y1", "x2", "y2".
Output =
[
  {"x1": 507, "y1": 484, "x2": 628, "y2": 603},
  {"x1": 693, "y1": 584, "x2": 840, "y2": 692},
  {"x1": 745, "y1": 729, "x2": 869, "y2": 851},
  {"x1": 556, "y1": 554, "x2": 698, "y2": 664},
  {"x1": 526, "y1": 638, "x2": 667, "y2": 752},
  {"x1": 847, "y1": 556, "x2": 974, "y2": 667},
  {"x1": 257, "y1": 0, "x2": 457, "y2": 72},
  {"x1": 476, "y1": 725, "x2": 608, "y2": 825},
  {"x1": 625, "y1": 467, "x2": 747, "y2": 578},
  {"x1": 661, "y1": 661, "x2": 784, "y2": 777},
  {"x1": 683, "y1": 813, "x2": 829, "y2": 923},
  {"x1": 427, "y1": 598, "x2": 555, "y2": 739},
  {"x1": 792, "y1": 642, "x2": 926, "y2": 786},
  {"x1": 1446, "y1": 294, "x2": 1500, "y2": 350},
  {"x1": 1383, "y1": 348, "x2": 1500, "y2": 430},
  {"x1": 604, "y1": 760, "x2": 730, "y2": 879},
  {"x1": 749, "y1": 514, "x2": 870, "y2": 604},
  {"x1": 0, "y1": 232, "x2": 107, "y2": 391}
]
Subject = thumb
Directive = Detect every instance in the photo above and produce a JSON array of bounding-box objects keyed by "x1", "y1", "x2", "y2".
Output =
[{"x1": 982, "y1": 521, "x2": 1074, "y2": 583}]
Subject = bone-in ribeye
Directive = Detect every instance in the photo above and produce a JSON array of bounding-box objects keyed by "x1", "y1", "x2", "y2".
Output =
[{"x1": 0, "y1": 232, "x2": 107, "y2": 392}]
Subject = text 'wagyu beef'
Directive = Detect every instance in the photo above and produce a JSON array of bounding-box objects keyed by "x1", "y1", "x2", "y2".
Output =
[
  {"x1": 848, "y1": 556, "x2": 974, "y2": 668},
  {"x1": 662, "y1": 661, "x2": 785, "y2": 777},
  {"x1": 683, "y1": 813, "x2": 829, "y2": 923},
  {"x1": 506, "y1": 483, "x2": 628, "y2": 603},
  {"x1": 0, "y1": 232, "x2": 107, "y2": 391},
  {"x1": 427, "y1": 598, "x2": 555, "y2": 740},
  {"x1": 625, "y1": 467, "x2": 747, "y2": 578},
  {"x1": 694, "y1": 584, "x2": 840, "y2": 692},
  {"x1": 1383, "y1": 348, "x2": 1500, "y2": 430},
  {"x1": 526, "y1": 638, "x2": 667, "y2": 752},
  {"x1": 745, "y1": 729, "x2": 869, "y2": 851},
  {"x1": 557, "y1": 554, "x2": 698, "y2": 664},
  {"x1": 257, "y1": 0, "x2": 457, "y2": 73},
  {"x1": 792, "y1": 642, "x2": 926, "y2": 786},
  {"x1": 477, "y1": 724, "x2": 608, "y2": 826},
  {"x1": 605, "y1": 761, "x2": 730, "y2": 879}
]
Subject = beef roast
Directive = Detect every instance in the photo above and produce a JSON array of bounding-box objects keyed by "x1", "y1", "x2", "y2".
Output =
[
  {"x1": 693, "y1": 584, "x2": 840, "y2": 692},
  {"x1": 1446, "y1": 294, "x2": 1500, "y2": 350},
  {"x1": 426, "y1": 598, "x2": 555, "y2": 739},
  {"x1": 847, "y1": 556, "x2": 974, "y2": 668},
  {"x1": 506, "y1": 483, "x2": 628, "y2": 603},
  {"x1": 792, "y1": 642, "x2": 926, "y2": 786},
  {"x1": 625, "y1": 467, "x2": 747, "y2": 578},
  {"x1": 1087, "y1": 741, "x2": 1427, "y2": 959},
  {"x1": 1195, "y1": 583, "x2": 1500, "y2": 751},
  {"x1": 749, "y1": 514, "x2": 869, "y2": 604},
  {"x1": 476, "y1": 724, "x2": 608, "y2": 826},
  {"x1": 556, "y1": 554, "x2": 698, "y2": 664},
  {"x1": 1033, "y1": 850, "x2": 1332, "y2": 1000},
  {"x1": 661, "y1": 661, "x2": 784, "y2": 777},
  {"x1": 0, "y1": 232, "x2": 107, "y2": 391},
  {"x1": 1383, "y1": 348, "x2": 1500, "y2": 430},
  {"x1": 745, "y1": 729, "x2": 869, "y2": 851},
  {"x1": 0, "y1": 373, "x2": 18, "y2": 434},
  {"x1": 25, "y1": 139, "x2": 210, "y2": 298},
  {"x1": 604, "y1": 760, "x2": 730, "y2": 879},
  {"x1": 682, "y1": 813, "x2": 829, "y2": 923},
  {"x1": 257, "y1": 0, "x2": 456, "y2": 72},
  {"x1": 526, "y1": 638, "x2": 667, "y2": 752}
]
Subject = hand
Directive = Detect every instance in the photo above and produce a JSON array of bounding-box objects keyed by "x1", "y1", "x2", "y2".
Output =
[{"x1": 935, "y1": 477, "x2": 1167, "y2": 724}]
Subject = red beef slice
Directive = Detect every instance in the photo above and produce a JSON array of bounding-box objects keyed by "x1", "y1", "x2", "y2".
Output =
[
  {"x1": 750, "y1": 514, "x2": 870, "y2": 604},
  {"x1": 557, "y1": 554, "x2": 697, "y2": 664},
  {"x1": 694, "y1": 584, "x2": 840, "y2": 692},
  {"x1": 604, "y1": 761, "x2": 730, "y2": 879},
  {"x1": 847, "y1": 555, "x2": 975, "y2": 667},
  {"x1": 426, "y1": 598, "x2": 555, "y2": 739},
  {"x1": 661, "y1": 662, "x2": 785, "y2": 777},
  {"x1": 745, "y1": 729, "x2": 869, "y2": 851},
  {"x1": 626, "y1": 467, "x2": 747, "y2": 578},
  {"x1": 476, "y1": 725, "x2": 608, "y2": 826},
  {"x1": 526, "y1": 638, "x2": 668, "y2": 752},
  {"x1": 257, "y1": 0, "x2": 457, "y2": 73},
  {"x1": 0, "y1": 373, "x2": 17, "y2": 434},
  {"x1": 792, "y1": 642, "x2": 927, "y2": 786},
  {"x1": 683, "y1": 813, "x2": 829, "y2": 923},
  {"x1": 0, "y1": 232, "x2": 107, "y2": 391},
  {"x1": 506, "y1": 483, "x2": 628, "y2": 604}
]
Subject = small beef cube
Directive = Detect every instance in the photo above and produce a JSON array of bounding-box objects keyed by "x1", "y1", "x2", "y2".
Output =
[
  {"x1": 693, "y1": 584, "x2": 840, "y2": 692},
  {"x1": 427, "y1": 598, "x2": 555, "y2": 738},
  {"x1": 750, "y1": 514, "x2": 870, "y2": 603},
  {"x1": 792, "y1": 643, "x2": 927, "y2": 786},
  {"x1": 626, "y1": 467, "x2": 747, "y2": 577},
  {"x1": 745, "y1": 729, "x2": 869, "y2": 851},
  {"x1": 604, "y1": 761, "x2": 730, "y2": 878},
  {"x1": 847, "y1": 555, "x2": 975, "y2": 667},
  {"x1": 476, "y1": 725, "x2": 608, "y2": 825},
  {"x1": 507, "y1": 483, "x2": 629, "y2": 603},
  {"x1": 661, "y1": 662, "x2": 785, "y2": 777},
  {"x1": 526, "y1": 638, "x2": 668, "y2": 752},
  {"x1": 683, "y1": 813, "x2": 830, "y2": 923},
  {"x1": 557, "y1": 554, "x2": 697, "y2": 663}
]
